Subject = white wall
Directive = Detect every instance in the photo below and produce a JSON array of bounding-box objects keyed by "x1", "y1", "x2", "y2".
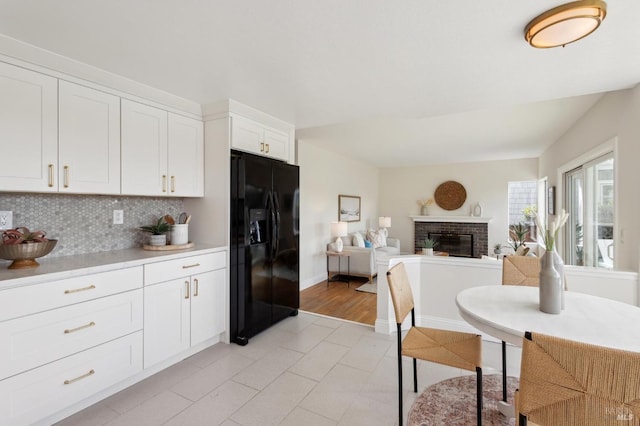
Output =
[
  {"x1": 539, "y1": 86, "x2": 640, "y2": 271},
  {"x1": 298, "y1": 141, "x2": 379, "y2": 289},
  {"x1": 378, "y1": 158, "x2": 538, "y2": 254}
]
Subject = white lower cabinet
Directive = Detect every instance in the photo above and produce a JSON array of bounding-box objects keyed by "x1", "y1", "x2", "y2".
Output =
[
  {"x1": 143, "y1": 254, "x2": 227, "y2": 368},
  {"x1": 0, "y1": 249, "x2": 227, "y2": 425},
  {"x1": 0, "y1": 332, "x2": 142, "y2": 426}
]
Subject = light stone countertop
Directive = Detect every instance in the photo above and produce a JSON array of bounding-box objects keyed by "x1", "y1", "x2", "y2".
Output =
[{"x1": 0, "y1": 244, "x2": 227, "y2": 290}]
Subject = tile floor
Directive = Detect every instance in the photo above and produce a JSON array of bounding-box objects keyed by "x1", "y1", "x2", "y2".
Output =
[{"x1": 57, "y1": 312, "x2": 522, "y2": 426}]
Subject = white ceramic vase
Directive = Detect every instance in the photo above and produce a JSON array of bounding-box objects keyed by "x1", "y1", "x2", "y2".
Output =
[
  {"x1": 334, "y1": 237, "x2": 344, "y2": 253},
  {"x1": 421, "y1": 206, "x2": 429, "y2": 216},
  {"x1": 539, "y1": 251, "x2": 562, "y2": 314},
  {"x1": 423, "y1": 248, "x2": 434, "y2": 256}
]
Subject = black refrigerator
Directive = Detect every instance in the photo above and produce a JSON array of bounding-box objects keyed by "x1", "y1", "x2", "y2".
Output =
[{"x1": 230, "y1": 150, "x2": 300, "y2": 345}]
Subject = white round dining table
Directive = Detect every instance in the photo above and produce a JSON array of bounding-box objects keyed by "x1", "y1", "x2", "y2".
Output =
[{"x1": 456, "y1": 285, "x2": 640, "y2": 352}]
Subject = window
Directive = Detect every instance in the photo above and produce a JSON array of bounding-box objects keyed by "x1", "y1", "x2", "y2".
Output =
[
  {"x1": 564, "y1": 152, "x2": 614, "y2": 268},
  {"x1": 507, "y1": 181, "x2": 538, "y2": 244}
]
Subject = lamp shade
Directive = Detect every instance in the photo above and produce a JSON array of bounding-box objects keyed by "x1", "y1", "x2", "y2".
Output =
[
  {"x1": 524, "y1": 0, "x2": 607, "y2": 49},
  {"x1": 331, "y1": 221, "x2": 348, "y2": 238},
  {"x1": 378, "y1": 216, "x2": 391, "y2": 228}
]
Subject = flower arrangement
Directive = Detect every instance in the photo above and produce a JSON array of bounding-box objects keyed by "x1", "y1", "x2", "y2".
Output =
[
  {"x1": 417, "y1": 198, "x2": 434, "y2": 207},
  {"x1": 535, "y1": 209, "x2": 569, "y2": 252}
]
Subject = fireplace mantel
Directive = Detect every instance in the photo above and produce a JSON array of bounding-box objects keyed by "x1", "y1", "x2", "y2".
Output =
[{"x1": 410, "y1": 216, "x2": 493, "y2": 224}]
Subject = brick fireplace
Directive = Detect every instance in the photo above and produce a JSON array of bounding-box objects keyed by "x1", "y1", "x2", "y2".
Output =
[{"x1": 413, "y1": 216, "x2": 490, "y2": 258}]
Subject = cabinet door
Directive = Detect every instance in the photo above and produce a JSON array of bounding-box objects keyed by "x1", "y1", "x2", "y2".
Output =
[
  {"x1": 263, "y1": 128, "x2": 290, "y2": 161},
  {"x1": 231, "y1": 115, "x2": 264, "y2": 155},
  {"x1": 190, "y1": 269, "x2": 226, "y2": 346},
  {"x1": 0, "y1": 61, "x2": 58, "y2": 192},
  {"x1": 58, "y1": 81, "x2": 121, "y2": 194},
  {"x1": 168, "y1": 113, "x2": 204, "y2": 197},
  {"x1": 143, "y1": 279, "x2": 190, "y2": 368},
  {"x1": 121, "y1": 99, "x2": 168, "y2": 195}
]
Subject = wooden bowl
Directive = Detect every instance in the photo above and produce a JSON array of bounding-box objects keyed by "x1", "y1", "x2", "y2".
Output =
[{"x1": 0, "y1": 240, "x2": 58, "y2": 269}]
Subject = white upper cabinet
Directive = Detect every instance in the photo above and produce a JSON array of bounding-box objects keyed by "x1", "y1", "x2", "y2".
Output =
[
  {"x1": 58, "y1": 81, "x2": 121, "y2": 194},
  {"x1": 231, "y1": 115, "x2": 290, "y2": 162},
  {"x1": 122, "y1": 99, "x2": 203, "y2": 197},
  {"x1": 168, "y1": 113, "x2": 204, "y2": 197},
  {"x1": 121, "y1": 99, "x2": 169, "y2": 196},
  {"x1": 0, "y1": 62, "x2": 58, "y2": 192}
]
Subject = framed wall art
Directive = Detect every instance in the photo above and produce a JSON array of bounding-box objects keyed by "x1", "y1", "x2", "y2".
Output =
[{"x1": 338, "y1": 195, "x2": 361, "y2": 222}]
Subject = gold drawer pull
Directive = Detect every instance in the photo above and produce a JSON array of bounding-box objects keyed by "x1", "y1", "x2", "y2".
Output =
[
  {"x1": 48, "y1": 164, "x2": 54, "y2": 187},
  {"x1": 182, "y1": 263, "x2": 200, "y2": 269},
  {"x1": 265, "y1": 143, "x2": 270, "y2": 153},
  {"x1": 64, "y1": 285, "x2": 96, "y2": 294},
  {"x1": 162, "y1": 175, "x2": 167, "y2": 192},
  {"x1": 171, "y1": 175, "x2": 176, "y2": 193},
  {"x1": 64, "y1": 321, "x2": 96, "y2": 334},
  {"x1": 194, "y1": 278, "x2": 199, "y2": 297},
  {"x1": 63, "y1": 165, "x2": 70, "y2": 188},
  {"x1": 64, "y1": 369, "x2": 95, "y2": 385},
  {"x1": 185, "y1": 280, "x2": 190, "y2": 299},
  {"x1": 260, "y1": 142, "x2": 265, "y2": 152}
]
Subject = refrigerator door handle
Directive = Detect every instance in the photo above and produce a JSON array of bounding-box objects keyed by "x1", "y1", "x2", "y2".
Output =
[
  {"x1": 273, "y1": 191, "x2": 281, "y2": 259},
  {"x1": 267, "y1": 191, "x2": 277, "y2": 261}
]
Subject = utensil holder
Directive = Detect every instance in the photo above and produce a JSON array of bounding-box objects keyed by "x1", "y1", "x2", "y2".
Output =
[{"x1": 171, "y1": 224, "x2": 189, "y2": 245}]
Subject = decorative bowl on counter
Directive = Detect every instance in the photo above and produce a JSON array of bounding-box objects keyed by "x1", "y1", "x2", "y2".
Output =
[{"x1": 0, "y1": 240, "x2": 58, "y2": 269}]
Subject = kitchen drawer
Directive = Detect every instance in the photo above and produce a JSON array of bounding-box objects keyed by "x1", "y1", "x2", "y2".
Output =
[
  {"x1": 0, "y1": 289, "x2": 142, "y2": 379},
  {"x1": 144, "y1": 251, "x2": 226, "y2": 285},
  {"x1": 0, "y1": 266, "x2": 142, "y2": 322},
  {"x1": 0, "y1": 331, "x2": 142, "y2": 426}
]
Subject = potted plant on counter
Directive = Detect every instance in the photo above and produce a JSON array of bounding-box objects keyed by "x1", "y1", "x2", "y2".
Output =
[
  {"x1": 139, "y1": 217, "x2": 172, "y2": 246},
  {"x1": 422, "y1": 238, "x2": 438, "y2": 256}
]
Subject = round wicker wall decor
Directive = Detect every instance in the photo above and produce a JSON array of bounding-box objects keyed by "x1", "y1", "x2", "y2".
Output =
[{"x1": 434, "y1": 181, "x2": 466, "y2": 211}]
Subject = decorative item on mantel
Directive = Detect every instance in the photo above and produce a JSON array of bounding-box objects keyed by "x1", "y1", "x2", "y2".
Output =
[
  {"x1": 417, "y1": 198, "x2": 434, "y2": 216},
  {"x1": 0, "y1": 227, "x2": 57, "y2": 269},
  {"x1": 536, "y1": 209, "x2": 569, "y2": 314}
]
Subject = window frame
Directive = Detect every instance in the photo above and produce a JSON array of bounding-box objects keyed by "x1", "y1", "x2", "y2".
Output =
[{"x1": 556, "y1": 137, "x2": 618, "y2": 268}]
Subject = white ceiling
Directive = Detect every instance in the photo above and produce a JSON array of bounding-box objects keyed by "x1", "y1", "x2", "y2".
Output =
[{"x1": 0, "y1": 0, "x2": 638, "y2": 166}]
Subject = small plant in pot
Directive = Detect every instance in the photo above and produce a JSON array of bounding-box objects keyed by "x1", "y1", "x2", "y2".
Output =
[
  {"x1": 139, "y1": 217, "x2": 172, "y2": 246},
  {"x1": 422, "y1": 238, "x2": 438, "y2": 256},
  {"x1": 493, "y1": 243, "x2": 502, "y2": 255}
]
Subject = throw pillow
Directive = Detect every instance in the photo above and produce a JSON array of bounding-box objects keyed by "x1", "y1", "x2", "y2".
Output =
[
  {"x1": 367, "y1": 229, "x2": 387, "y2": 248},
  {"x1": 364, "y1": 240, "x2": 372, "y2": 248},
  {"x1": 352, "y1": 232, "x2": 365, "y2": 248}
]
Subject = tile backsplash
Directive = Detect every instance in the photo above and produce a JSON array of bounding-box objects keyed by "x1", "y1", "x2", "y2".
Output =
[{"x1": 0, "y1": 193, "x2": 185, "y2": 258}]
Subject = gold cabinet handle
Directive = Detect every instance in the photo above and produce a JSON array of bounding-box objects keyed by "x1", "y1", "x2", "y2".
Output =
[
  {"x1": 182, "y1": 263, "x2": 200, "y2": 269},
  {"x1": 48, "y1": 164, "x2": 54, "y2": 187},
  {"x1": 260, "y1": 142, "x2": 265, "y2": 152},
  {"x1": 162, "y1": 175, "x2": 167, "y2": 192},
  {"x1": 63, "y1": 165, "x2": 70, "y2": 188},
  {"x1": 64, "y1": 285, "x2": 96, "y2": 294},
  {"x1": 265, "y1": 143, "x2": 270, "y2": 154},
  {"x1": 185, "y1": 280, "x2": 190, "y2": 299},
  {"x1": 171, "y1": 175, "x2": 175, "y2": 193},
  {"x1": 64, "y1": 369, "x2": 95, "y2": 385},
  {"x1": 194, "y1": 278, "x2": 199, "y2": 297},
  {"x1": 64, "y1": 321, "x2": 96, "y2": 334}
]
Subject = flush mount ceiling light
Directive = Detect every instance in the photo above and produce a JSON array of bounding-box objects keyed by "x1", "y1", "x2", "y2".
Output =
[{"x1": 524, "y1": 0, "x2": 607, "y2": 48}]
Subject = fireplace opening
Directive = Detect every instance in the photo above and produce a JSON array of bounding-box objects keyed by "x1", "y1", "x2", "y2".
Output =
[{"x1": 428, "y1": 232, "x2": 474, "y2": 258}]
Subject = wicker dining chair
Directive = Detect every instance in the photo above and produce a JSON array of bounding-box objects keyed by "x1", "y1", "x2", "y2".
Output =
[
  {"x1": 518, "y1": 331, "x2": 640, "y2": 425},
  {"x1": 386, "y1": 262, "x2": 483, "y2": 426},
  {"x1": 500, "y1": 255, "x2": 541, "y2": 405}
]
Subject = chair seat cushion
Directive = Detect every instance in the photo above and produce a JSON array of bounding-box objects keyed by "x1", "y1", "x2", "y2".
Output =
[{"x1": 408, "y1": 374, "x2": 519, "y2": 426}]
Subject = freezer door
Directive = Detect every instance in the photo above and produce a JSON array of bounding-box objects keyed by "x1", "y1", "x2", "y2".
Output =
[{"x1": 272, "y1": 162, "x2": 300, "y2": 316}]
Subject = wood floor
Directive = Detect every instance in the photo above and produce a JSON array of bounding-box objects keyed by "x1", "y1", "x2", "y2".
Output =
[{"x1": 299, "y1": 276, "x2": 377, "y2": 325}]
